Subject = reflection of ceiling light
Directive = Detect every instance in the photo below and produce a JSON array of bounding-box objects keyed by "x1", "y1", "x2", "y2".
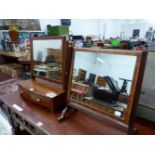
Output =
[{"x1": 96, "y1": 57, "x2": 105, "y2": 64}]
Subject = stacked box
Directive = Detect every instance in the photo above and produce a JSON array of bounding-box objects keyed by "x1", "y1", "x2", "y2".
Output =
[
  {"x1": 0, "y1": 65, "x2": 11, "y2": 75},
  {"x1": 0, "y1": 64, "x2": 23, "y2": 78},
  {"x1": 47, "y1": 25, "x2": 69, "y2": 36}
]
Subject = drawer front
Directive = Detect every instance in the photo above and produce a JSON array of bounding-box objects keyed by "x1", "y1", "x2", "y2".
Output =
[
  {"x1": 19, "y1": 86, "x2": 31, "y2": 99},
  {"x1": 30, "y1": 93, "x2": 53, "y2": 110},
  {"x1": 19, "y1": 86, "x2": 53, "y2": 112}
]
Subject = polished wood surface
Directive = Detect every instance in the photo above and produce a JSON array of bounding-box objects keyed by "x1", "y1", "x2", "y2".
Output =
[
  {"x1": 0, "y1": 91, "x2": 127, "y2": 135},
  {"x1": 1, "y1": 91, "x2": 155, "y2": 135},
  {"x1": 135, "y1": 117, "x2": 155, "y2": 135},
  {"x1": 19, "y1": 79, "x2": 64, "y2": 95},
  {"x1": 75, "y1": 48, "x2": 143, "y2": 56},
  {"x1": 127, "y1": 50, "x2": 148, "y2": 133},
  {"x1": 0, "y1": 72, "x2": 154, "y2": 135},
  {"x1": 18, "y1": 79, "x2": 66, "y2": 112}
]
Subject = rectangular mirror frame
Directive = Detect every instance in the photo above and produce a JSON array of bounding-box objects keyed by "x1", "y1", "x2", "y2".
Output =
[
  {"x1": 67, "y1": 48, "x2": 148, "y2": 134},
  {"x1": 30, "y1": 36, "x2": 67, "y2": 89}
]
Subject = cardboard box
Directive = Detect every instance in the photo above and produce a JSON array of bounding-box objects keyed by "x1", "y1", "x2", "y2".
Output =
[
  {"x1": 47, "y1": 25, "x2": 69, "y2": 36},
  {"x1": 0, "y1": 64, "x2": 23, "y2": 78}
]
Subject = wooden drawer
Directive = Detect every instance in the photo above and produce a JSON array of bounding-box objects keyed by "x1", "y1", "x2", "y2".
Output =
[
  {"x1": 19, "y1": 86, "x2": 54, "y2": 112},
  {"x1": 19, "y1": 86, "x2": 30, "y2": 98}
]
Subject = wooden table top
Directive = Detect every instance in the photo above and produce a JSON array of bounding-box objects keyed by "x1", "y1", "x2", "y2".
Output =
[
  {"x1": 0, "y1": 51, "x2": 27, "y2": 58},
  {"x1": 0, "y1": 91, "x2": 126, "y2": 135}
]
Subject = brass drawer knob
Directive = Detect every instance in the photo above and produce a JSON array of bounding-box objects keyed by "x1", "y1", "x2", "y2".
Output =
[{"x1": 20, "y1": 90, "x2": 23, "y2": 94}]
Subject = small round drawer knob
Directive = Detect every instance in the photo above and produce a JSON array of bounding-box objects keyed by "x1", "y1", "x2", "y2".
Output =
[
  {"x1": 37, "y1": 98, "x2": 40, "y2": 102},
  {"x1": 20, "y1": 90, "x2": 23, "y2": 94}
]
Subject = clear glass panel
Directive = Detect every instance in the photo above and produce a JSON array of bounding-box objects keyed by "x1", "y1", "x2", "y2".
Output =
[
  {"x1": 32, "y1": 39, "x2": 63, "y2": 82},
  {"x1": 71, "y1": 51, "x2": 137, "y2": 119}
]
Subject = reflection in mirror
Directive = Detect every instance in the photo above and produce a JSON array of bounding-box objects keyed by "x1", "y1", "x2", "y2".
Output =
[
  {"x1": 32, "y1": 39, "x2": 62, "y2": 81},
  {"x1": 71, "y1": 51, "x2": 137, "y2": 119}
]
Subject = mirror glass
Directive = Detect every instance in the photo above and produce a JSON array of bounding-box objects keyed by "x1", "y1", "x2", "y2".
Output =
[
  {"x1": 70, "y1": 51, "x2": 137, "y2": 119},
  {"x1": 32, "y1": 39, "x2": 63, "y2": 82}
]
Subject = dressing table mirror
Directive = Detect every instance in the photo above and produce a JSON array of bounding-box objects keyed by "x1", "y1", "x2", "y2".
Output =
[
  {"x1": 18, "y1": 37, "x2": 68, "y2": 112},
  {"x1": 59, "y1": 48, "x2": 147, "y2": 134},
  {"x1": 32, "y1": 37, "x2": 64, "y2": 83}
]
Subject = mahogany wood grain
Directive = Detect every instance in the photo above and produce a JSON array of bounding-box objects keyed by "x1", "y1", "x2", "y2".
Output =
[
  {"x1": 0, "y1": 91, "x2": 126, "y2": 135},
  {"x1": 75, "y1": 48, "x2": 142, "y2": 56},
  {"x1": 135, "y1": 117, "x2": 155, "y2": 135},
  {"x1": 18, "y1": 79, "x2": 66, "y2": 113},
  {"x1": 0, "y1": 88, "x2": 154, "y2": 135},
  {"x1": 1, "y1": 72, "x2": 154, "y2": 135}
]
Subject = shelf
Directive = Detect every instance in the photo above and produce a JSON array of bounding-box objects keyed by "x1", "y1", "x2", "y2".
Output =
[{"x1": 0, "y1": 30, "x2": 44, "y2": 33}]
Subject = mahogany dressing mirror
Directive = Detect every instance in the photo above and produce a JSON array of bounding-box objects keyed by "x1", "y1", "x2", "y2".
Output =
[
  {"x1": 18, "y1": 37, "x2": 68, "y2": 112},
  {"x1": 31, "y1": 37, "x2": 67, "y2": 88},
  {"x1": 63, "y1": 48, "x2": 147, "y2": 134}
]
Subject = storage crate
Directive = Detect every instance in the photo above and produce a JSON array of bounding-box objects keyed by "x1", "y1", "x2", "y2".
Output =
[
  {"x1": 47, "y1": 25, "x2": 69, "y2": 36},
  {"x1": 0, "y1": 65, "x2": 11, "y2": 75},
  {"x1": 0, "y1": 64, "x2": 23, "y2": 78}
]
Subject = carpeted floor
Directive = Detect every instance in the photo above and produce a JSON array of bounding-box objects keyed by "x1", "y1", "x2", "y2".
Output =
[{"x1": 0, "y1": 78, "x2": 18, "y2": 135}]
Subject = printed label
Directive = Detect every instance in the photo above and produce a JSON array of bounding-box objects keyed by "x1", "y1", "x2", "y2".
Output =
[
  {"x1": 12, "y1": 104, "x2": 23, "y2": 112},
  {"x1": 36, "y1": 121, "x2": 43, "y2": 127}
]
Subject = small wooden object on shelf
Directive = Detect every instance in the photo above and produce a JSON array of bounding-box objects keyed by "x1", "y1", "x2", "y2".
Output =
[{"x1": 77, "y1": 69, "x2": 87, "y2": 81}]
